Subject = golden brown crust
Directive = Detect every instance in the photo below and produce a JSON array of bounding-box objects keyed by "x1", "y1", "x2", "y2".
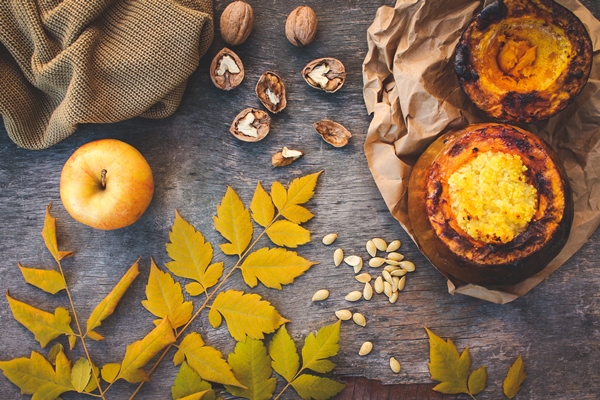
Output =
[
  {"x1": 454, "y1": 0, "x2": 593, "y2": 123},
  {"x1": 408, "y1": 123, "x2": 573, "y2": 286}
]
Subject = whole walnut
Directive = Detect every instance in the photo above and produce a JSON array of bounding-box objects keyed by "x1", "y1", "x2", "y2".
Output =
[
  {"x1": 285, "y1": 6, "x2": 318, "y2": 47},
  {"x1": 220, "y1": 0, "x2": 254, "y2": 46}
]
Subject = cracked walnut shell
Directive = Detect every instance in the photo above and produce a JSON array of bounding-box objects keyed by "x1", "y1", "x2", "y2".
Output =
[
  {"x1": 302, "y1": 57, "x2": 346, "y2": 93},
  {"x1": 313, "y1": 120, "x2": 352, "y2": 147},
  {"x1": 256, "y1": 71, "x2": 287, "y2": 113},
  {"x1": 210, "y1": 48, "x2": 244, "y2": 90},
  {"x1": 230, "y1": 108, "x2": 271, "y2": 142}
]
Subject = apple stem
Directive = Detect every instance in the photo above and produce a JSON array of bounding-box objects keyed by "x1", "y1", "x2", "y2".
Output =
[{"x1": 101, "y1": 169, "x2": 107, "y2": 189}]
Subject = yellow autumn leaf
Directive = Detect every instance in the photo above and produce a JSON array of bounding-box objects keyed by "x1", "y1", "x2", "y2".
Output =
[
  {"x1": 224, "y1": 337, "x2": 276, "y2": 400},
  {"x1": 116, "y1": 317, "x2": 176, "y2": 383},
  {"x1": 166, "y1": 211, "x2": 224, "y2": 295},
  {"x1": 18, "y1": 263, "x2": 66, "y2": 295},
  {"x1": 425, "y1": 327, "x2": 473, "y2": 395},
  {"x1": 71, "y1": 357, "x2": 92, "y2": 393},
  {"x1": 468, "y1": 365, "x2": 487, "y2": 396},
  {"x1": 84, "y1": 362, "x2": 100, "y2": 393},
  {"x1": 271, "y1": 181, "x2": 287, "y2": 212},
  {"x1": 285, "y1": 171, "x2": 322, "y2": 207},
  {"x1": 141, "y1": 259, "x2": 193, "y2": 329},
  {"x1": 101, "y1": 363, "x2": 121, "y2": 383},
  {"x1": 251, "y1": 181, "x2": 275, "y2": 227},
  {"x1": 41, "y1": 204, "x2": 73, "y2": 262},
  {"x1": 240, "y1": 247, "x2": 316, "y2": 289},
  {"x1": 6, "y1": 292, "x2": 75, "y2": 348},
  {"x1": 0, "y1": 349, "x2": 74, "y2": 399},
  {"x1": 269, "y1": 325, "x2": 299, "y2": 383},
  {"x1": 265, "y1": 220, "x2": 311, "y2": 248},
  {"x1": 504, "y1": 355, "x2": 526, "y2": 399},
  {"x1": 178, "y1": 391, "x2": 211, "y2": 400},
  {"x1": 213, "y1": 186, "x2": 253, "y2": 257},
  {"x1": 301, "y1": 320, "x2": 341, "y2": 374},
  {"x1": 281, "y1": 204, "x2": 314, "y2": 224},
  {"x1": 291, "y1": 374, "x2": 346, "y2": 400},
  {"x1": 172, "y1": 361, "x2": 215, "y2": 400},
  {"x1": 173, "y1": 332, "x2": 243, "y2": 388},
  {"x1": 86, "y1": 259, "x2": 140, "y2": 340},
  {"x1": 208, "y1": 290, "x2": 289, "y2": 342}
]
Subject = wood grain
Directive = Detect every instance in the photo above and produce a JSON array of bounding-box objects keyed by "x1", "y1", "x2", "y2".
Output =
[{"x1": 0, "y1": 1, "x2": 598, "y2": 399}]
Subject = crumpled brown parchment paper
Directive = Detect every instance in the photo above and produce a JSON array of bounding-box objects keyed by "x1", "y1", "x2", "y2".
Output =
[{"x1": 362, "y1": 0, "x2": 600, "y2": 303}]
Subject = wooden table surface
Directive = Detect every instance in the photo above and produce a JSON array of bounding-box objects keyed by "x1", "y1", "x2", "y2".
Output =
[{"x1": 1, "y1": 1, "x2": 598, "y2": 399}]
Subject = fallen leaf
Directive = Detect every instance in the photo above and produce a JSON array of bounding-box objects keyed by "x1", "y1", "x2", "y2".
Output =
[
  {"x1": 301, "y1": 320, "x2": 341, "y2": 374},
  {"x1": 171, "y1": 361, "x2": 215, "y2": 400},
  {"x1": 71, "y1": 357, "x2": 92, "y2": 393},
  {"x1": 269, "y1": 325, "x2": 300, "y2": 383},
  {"x1": 503, "y1": 355, "x2": 526, "y2": 399},
  {"x1": 280, "y1": 204, "x2": 314, "y2": 224},
  {"x1": 290, "y1": 374, "x2": 345, "y2": 400},
  {"x1": 265, "y1": 220, "x2": 311, "y2": 248},
  {"x1": 251, "y1": 181, "x2": 275, "y2": 228},
  {"x1": 41, "y1": 204, "x2": 73, "y2": 262},
  {"x1": 468, "y1": 365, "x2": 487, "y2": 396},
  {"x1": 285, "y1": 172, "x2": 322, "y2": 207},
  {"x1": 224, "y1": 337, "x2": 276, "y2": 400},
  {"x1": 101, "y1": 363, "x2": 121, "y2": 384},
  {"x1": 270, "y1": 181, "x2": 288, "y2": 213},
  {"x1": 213, "y1": 186, "x2": 253, "y2": 257},
  {"x1": 18, "y1": 263, "x2": 65, "y2": 295},
  {"x1": 240, "y1": 247, "x2": 316, "y2": 289}
]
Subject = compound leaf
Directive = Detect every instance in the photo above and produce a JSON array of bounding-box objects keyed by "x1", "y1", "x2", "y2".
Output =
[
  {"x1": 18, "y1": 263, "x2": 65, "y2": 295},
  {"x1": 141, "y1": 259, "x2": 193, "y2": 329},
  {"x1": 213, "y1": 187, "x2": 253, "y2": 257},
  {"x1": 41, "y1": 204, "x2": 73, "y2": 262},
  {"x1": 6, "y1": 292, "x2": 74, "y2": 348},
  {"x1": 173, "y1": 332, "x2": 242, "y2": 388},
  {"x1": 208, "y1": 290, "x2": 289, "y2": 342},
  {"x1": 86, "y1": 259, "x2": 140, "y2": 340},
  {"x1": 269, "y1": 325, "x2": 300, "y2": 383},
  {"x1": 301, "y1": 320, "x2": 341, "y2": 374},
  {"x1": 172, "y1": 361, "x2": 215, "y2": 400},
  {"x1": 251, "y1": 181, "x2": 275, "y2": 228},
  {"x1": 290, "y1": 374, "x2": 345, "y2": 400},
  {"x1": 166, "y1": 211, "x2": 223, "y2": 295},
  {"x1": 265, "y1": 220, "x2": 310, "y2": 248},
  {"x1": 224, "y1": 337, "x2": 276, "y2": 400},
  {"x1": 240, "y1": 247, "x2": 316, "y2": 289},
  {"x1": 71, "y1": 358, "x2": 91, "y2": 393},
  {"x1": 503, "y1": 355, "x2": 526, "y2": 399},
  {"x1": 116, "y1": 318, "x2": 176, "y2": 383}
]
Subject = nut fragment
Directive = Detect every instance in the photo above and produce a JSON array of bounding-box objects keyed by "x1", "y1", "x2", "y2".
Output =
[
  {"x1": 359, "y1": 341, "x2": 373, "y2": 355},
  {"x1": 390, "y1": 357, "x2": 401, "y2": 373},
  {"x1": 333, "y1": 248, "x2": 344, "y2": 266},
  {"x1": 345, "y1": 291, "x2": 362, "y2": 302},
  {"x1": 220, "y1": 0, "x2": 254, "y2": 45},
  {"x1": 230, "y1": 108, "x2": 271, "y2": 142},
  {"x1": 335, "y1": 309, "x2": 352, "y2": 320},
  {"x1": 312, "y1": 289, "x2": 329, "y2": 301},
  {"x1": 313, "y1": 120, "x2": 352, "y2": 147},
  {"x1": 302, "y1": 57, "x2": 346, "y2": 93},
  {"x1": 386, "y1": 240, "x2": 402, "y2": 252},
  {"x1": 210, "y1": 48, "x2": 244, "y2": 90},
  {"x1": 256, "y1": 71, "x2": 287, "y2": 113},
  {"x1": 352, "y1": 312, "x2": 367, "y2": 327},
  {"x1": 272, "y1": 147, "x2": 304, "y2": 167},
  {"x1": 372, "y1": 238, "x2": 387, "y2": 251},
  {"x1": 366, "y1": 240, "x2": 377, "y2": 257},
  {"x1": 363, "y1": 282, "x2": 373, "y2": 300},
  {"x1": 322, "y1": 233, "x2": 338, "y2": 245},
  {"x1": 285, "y1": 6, "x2": 318, "y2": 47}
]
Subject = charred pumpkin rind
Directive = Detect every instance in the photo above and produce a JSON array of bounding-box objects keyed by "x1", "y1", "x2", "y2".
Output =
[
  {"x1": 408, "y1": 123, "x2": 573, "y2": 286},
  {"x1": 455, "y1": 0, "x2": 593, "y2": 123}
]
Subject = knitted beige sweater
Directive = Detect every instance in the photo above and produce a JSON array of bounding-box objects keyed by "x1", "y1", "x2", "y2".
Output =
[{"x1": 0, "y1": 0, "x2": 213, "y2": 150}]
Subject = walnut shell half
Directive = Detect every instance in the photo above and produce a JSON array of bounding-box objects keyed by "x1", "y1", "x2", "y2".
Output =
[
  {"x1": 454, "y1": 0, "x2": 592, "y2": 123},
  {"x1": 210, "y1": 48, "x2": 244, "y2": 91},
  {"x1": 407, "y1": 123, "x2": 573, "y2": 286},
  {"x1": 302, "y1": 58, "x2": 346, "y2": 93},
  {"x1": 255, "y1": 71, "x2": 287, "y2": 113},
  {"x1": 229, "y1": 108, "x2": 271, "y2": 142}
]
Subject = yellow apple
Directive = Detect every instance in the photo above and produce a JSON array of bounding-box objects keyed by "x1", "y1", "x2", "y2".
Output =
[{"x1": 60, "y1": 139, "x2": 154, "y2": 230}]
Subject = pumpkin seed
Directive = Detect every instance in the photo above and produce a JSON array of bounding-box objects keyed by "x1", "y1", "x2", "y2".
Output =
[
  {"x1": 383, "y1": 281, "x2": 392, "y2": 297},
  {"x1": 335, "y1": 309, "x2": 352, "y2": 320},
  {"x1": 353, "y1": 263, "x2": 363, "y2": 274},
  {"x1": 363, "y1": 282, "x2": 373, "y2": 300},
  {"x1": 387, "y1": 252, "x2": 404, "y2": 261},
  {"x1": 383, "y1": 265, "x2": 400, "y2": 273},
  {"x1": 345, "y1": 291, "x2": 362, "y2": 302},
  {"x1": 312, "y1": 289, "x2": 329, "y2": 301},
  {"x1": 333, "y1": 248, "x2": 344, "y2": 266},
  {"x1": 386, "y1": 240, "x2": 401, "y2": 252},
  {"x1": 398, "y1": 276, "x2": 406, "y2": 291},
  {"x1": 369, "y1": 257, "x2": 385, "y2": 268},
  {"x1": 355, "y1": 272, "x2": 372, "y2": 283},
  {"x1": 385, "y1": 259, "x2": 400, "y2": 266},
  {"x1": 374, "y1": 276, "x2": 384, "y2": 293},
  {"x1": 392, "y1": 276, "x2": 399, "y2": 292},
  {"x1": 389, "y1": 290, "x2": 398, "y2": 303},
  {"x1": 399, "y1": 260, "x2": 415, "y2": 272},
  {"x1": 359, "y1": 341, "x2": 373, "y2": 356},
  {"x1": 382, "y1": 270, "x2": 394, "y2": 285},
  {"x1": 390, "y1": 268, "x2": 407, "y2": 277},
  {"x1": 366, "y1": 240, "x2": 377, "y2": 257},
  {"x1": 372, "y1": 237, "x2": 387, "y2": 251},
  {"x1": 344, "y1": 255, "x2": 362, "y2": 267},
  {"x1": 322, "y1": 233, "x2": 338, "y2": 245},
  {"x1": 352, "y1": 312, "x2": 367, "y2": 327},
  {"x1": 390, "y1": 357, "x2": 401, "y2": 373}
]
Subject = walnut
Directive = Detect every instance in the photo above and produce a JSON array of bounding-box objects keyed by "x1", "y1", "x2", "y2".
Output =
[
  {"x1": 220, "y1": 0, "x2": 254, "y2": 46},
  {"x1": 285, "y1": 6, "x2": 318, "y2": 47},
  {"x1": 313, "y1": 120, "x2": 352, "y2": 147},
  {"x1": 302, "y1": 58, "x2": 346, "y2": 93},
  {"x1": 255, "y1": 71, "x2": 287, "y2": 113},
  {"x1": 230, "y1": 108, "x2": 271, "y2": 142},
  {"x1": 210, "y1": 48, "x2": 244, "y2": 90}
]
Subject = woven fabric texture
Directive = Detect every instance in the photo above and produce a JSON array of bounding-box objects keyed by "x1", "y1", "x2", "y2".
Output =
[{"x1": 0, "y1": 0, "x2": 214, "y2": 150}]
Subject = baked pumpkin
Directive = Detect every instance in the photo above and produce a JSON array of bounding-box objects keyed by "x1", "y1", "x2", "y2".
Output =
[
  {"x1": 408, "y1": 123, "x2": 573, "y2": 286},
  {"x1": 454, "y1": 0, "x2": 592, "y2": 123}
]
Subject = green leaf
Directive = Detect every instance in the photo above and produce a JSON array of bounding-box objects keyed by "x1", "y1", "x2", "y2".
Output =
[
  {"x1": 18, "y1": 264, "x2": 66, "y2": 295},
  {"x1": 224, "y1": 337, "x2": 276, "y2": 400},
  {"x1": 240, "y1": 247, "x2": 316, "y2": 289},
  {"x1": 116, "y1": 317, "x2": 176, "y2": 383},
  {"x1": 177, "y1": 392, "x2": 211, "y2": 400},
  {"x1": 251, "y1": 181, "x2": 275, "y2": 227},
  {"x1": 208, "y1": 290, "x2": 289, "y2": 342},
  {"x1": 285, "y1": 172, "x2": 322, "y2": 207},
  {"x1": 48, "y1": 343, "x2": 64, "y2": 365},
  {"x1": 425, "y1": 327, "x2": 471, "y2": 395},
  {"x1": 265, "y1": 220, "x2": 311, "y2": 248},
  {"x1": 41, "y1": 204, "x2": 73, "y2": 262},
  {"x1": 71, "y1": 358, "x2": 92, "y2": 393},
  {"x1": 301, "y1": 320, "x2": 341, "y2": 374},
  {"x1": 172, "y1": 332, "x2": 242, "y2": 388},
  {"x1": 280, "y1": 204, "x2": 314, "y2": 224},
  {"x1": 0, "y1": 349, "x2": 74, "y2": 399},
  {"x1": 468, "y1": 365, "x2": 487, "y2": 395},
  {"x1": 101, "y1": 363, "x2": 121, "y2": 384},
  {"x1": 142, "y1": 259, "x2": 193, "y2": 329},
  {"x1": 270, "y1": 181, "x2": 287, "y2": 212},
  {"x1": 290, "y1": 374, "x2": 345, "y2": 400},
  {"x1": 503, "y1": 355, "x2": 526, "y2": 399},
  {"x1": 86, "y1": 260, "x2": 140, "y2": 340},
  {"x1": 172, "y1": 361, "x2": 214, "y2": 400},
  {"x1": 6, "y1": 292, "x2": 75, "y2": 348},
  {"x1": 166, "y1": 211, "x2": 224, "y2": 295},
  {"x1": 269, "y1": 325, "x2": 299, "y2": 383},
  {"x1": 213, "y1": 186, "x2": 253, "y2": 257}
]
